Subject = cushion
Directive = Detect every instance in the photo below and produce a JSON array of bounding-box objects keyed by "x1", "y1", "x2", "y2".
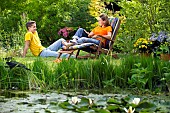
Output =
[{"x1": 66, "y1": 43, "x2": 95, "y2": 50}]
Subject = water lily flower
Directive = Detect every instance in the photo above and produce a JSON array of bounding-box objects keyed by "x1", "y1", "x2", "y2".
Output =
[
  {"x1": 132, "y1": 98, "x2": 140, "y2": 105},
  {"x1": 124, "y1": 106, "x2": 135, "y2": 113},
  {"x1": 71, "y1": 97, "x2": 78, "y2": 104},
  {"x1": 89, "y1": 98, "x2": 93, "y2": 105}
]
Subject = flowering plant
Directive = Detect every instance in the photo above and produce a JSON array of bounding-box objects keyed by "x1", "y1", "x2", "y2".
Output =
[
  {"x1": 150, "y1": 31, "x2": 170, "y2": 54},
  {"x1": 159, "y1": 42, "x2": 170, "y2": 54},
  {"x1": 58, "y1": 27, "x2": 73, "y2": 38},
  {"x1": 134, "y1": 38, "x2": 153, "y2": 53}
]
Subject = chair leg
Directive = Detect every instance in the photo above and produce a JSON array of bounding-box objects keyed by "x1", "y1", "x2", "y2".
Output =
[
  {"x1": 76, "y1": 49, "x2": 80, "y2": 58},
  {"x1": 57, "y1": 52, "x2": 62, "y2": 58},
  {"x1": 67, "y1": 53, "x2": 73, "y2": 60}
]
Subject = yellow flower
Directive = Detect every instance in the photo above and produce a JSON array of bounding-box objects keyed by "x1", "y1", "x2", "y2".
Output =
[
  {"x1": 141, "y1": 45, "x2": 145, "y2": 48},
  {"x1": 134, "y1": 44, "x2": 137, "y2": 47},
  {"x1": 124, "y1": 106, "x2": 135, "y2": 113},
  {"x1": 143, "y1": 40, "x2": 148, "y2": 44}
]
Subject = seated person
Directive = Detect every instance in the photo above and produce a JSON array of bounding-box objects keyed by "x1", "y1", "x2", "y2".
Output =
[
  {"x1": 70, "y1": 13, "x2": 112, "y2": 48},
  {"x1": 23, "y1": 21, "x2": 74, "y2": 58}
]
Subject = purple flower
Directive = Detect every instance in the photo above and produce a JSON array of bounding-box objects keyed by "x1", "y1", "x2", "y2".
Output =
[
  {"x1": 63, "y1": 32, "x2": 68, "y2": 37},
  {"x1": 58, "y1": 27, "x2": 69, "y2": 37}
]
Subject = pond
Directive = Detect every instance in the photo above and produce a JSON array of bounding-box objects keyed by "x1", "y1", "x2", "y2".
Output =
[{"x1": 0, "y1": 89, "x2": 169, "y2": 113}]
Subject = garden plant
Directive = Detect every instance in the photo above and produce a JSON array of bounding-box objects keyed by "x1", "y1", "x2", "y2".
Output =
[{"x1": 0, "y1": 0, "x2": 170, "y2": 112}]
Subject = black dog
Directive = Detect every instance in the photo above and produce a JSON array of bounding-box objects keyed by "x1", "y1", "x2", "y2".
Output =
[{"x1": 6, "y1": 61, "x2": 31, "y2": 71}]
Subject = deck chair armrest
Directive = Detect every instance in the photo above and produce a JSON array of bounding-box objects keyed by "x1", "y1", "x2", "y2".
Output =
[{"x1": 94, "y1": 35, "x2": 114, "y2": 42}]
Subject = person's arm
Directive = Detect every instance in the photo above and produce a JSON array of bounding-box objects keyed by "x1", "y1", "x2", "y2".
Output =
[
  {"x1": 88, "y1": 31, "x2": 94, "y2": 38},
  {"x1": 84, "y1": 29, "x2": 90, "y2": 35},
  {"x1": 23, "y1": 40, "x2": 30, "y2": 57},
  {"x1": 91, "y1": 31, "x2": 112, "y2": 40},
  {"x1": 102, "y1": 31, "x2": 112, "y2": 39}
]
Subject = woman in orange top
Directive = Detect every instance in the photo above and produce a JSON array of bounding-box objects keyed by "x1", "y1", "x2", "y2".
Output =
[{"x1": 71, "y1": 13, "x2": 112, "y2": 47}]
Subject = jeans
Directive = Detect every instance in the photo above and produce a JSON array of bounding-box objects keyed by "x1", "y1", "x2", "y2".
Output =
[
  {"x1": 73, "y1": 28, "x2": 100, "y2": 45},
  {"x1": 39, "y1": 38, "x2": 75, "y2": 58},
  {"x1": 73, "y1": 28, "x2": 88, "y2": 38}
]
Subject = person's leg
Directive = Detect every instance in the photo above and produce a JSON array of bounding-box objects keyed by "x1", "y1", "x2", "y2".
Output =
[
  {"x1": 40, "y1": 38, "x2": 75, "y2": 58},
  {"x1": 39, "y1": 48, "x2": 75, "y2": 58},
  {"x1": 71, "y1": 28, "x2": 89, "y2": 44},
  {"x1": 72, "y1": 28, "x2": 88, "y2": 39},
  {"x1": 47, "y1": 38, "x2": 65, "y2": 51},
  {"x1": 77, "y1": 37, "x2": 100, "y2": 45}
]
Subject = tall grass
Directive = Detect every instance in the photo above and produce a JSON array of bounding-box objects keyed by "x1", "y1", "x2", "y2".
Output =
[{"x1": 0, "y1": 56, "x2": 169, "y2": 91}]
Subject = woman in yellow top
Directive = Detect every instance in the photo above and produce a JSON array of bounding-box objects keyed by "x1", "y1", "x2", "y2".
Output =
[
  {"x1": 70, "y1": 13, "x2": 112, "y2": 47},
  {"x1": 23, "y1": 21, "x2": 74, "y2": 58}
]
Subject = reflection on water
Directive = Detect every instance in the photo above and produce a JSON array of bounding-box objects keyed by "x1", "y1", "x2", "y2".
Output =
[{"x1": 0, "y1": 90, "x2": 29, "y2": 98}]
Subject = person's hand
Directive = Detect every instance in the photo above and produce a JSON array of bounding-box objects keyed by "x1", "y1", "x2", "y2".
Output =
[
  {"x1": 92, "y1": 35, "x2": 101, "y2": 39},
  {"x1": 84, "y1": 29, "x2": 90, "y2": 35},
  {"x1": 91, "y1": 35, "x2": 97, "y2": 39}
]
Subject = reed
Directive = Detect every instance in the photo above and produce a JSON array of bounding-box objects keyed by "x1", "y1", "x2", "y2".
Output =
[
  {"x1": 0, "y1": 58, "x2": 9, "y2": 89},
  {"x1": 0, "y1": 55, "x2": 169, "y2": 92}
]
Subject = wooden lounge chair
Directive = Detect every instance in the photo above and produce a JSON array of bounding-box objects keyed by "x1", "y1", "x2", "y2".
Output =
[{"x1": 57, "y1": 17, "x2": 121, "y2": 59}]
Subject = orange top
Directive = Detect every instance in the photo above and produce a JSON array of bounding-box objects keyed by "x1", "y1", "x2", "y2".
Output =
[{"x1": 92, "y1": 26, "x2": 112, "y2": 46}]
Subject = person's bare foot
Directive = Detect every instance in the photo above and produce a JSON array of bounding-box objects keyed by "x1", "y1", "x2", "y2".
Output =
[
  {"x1": 70, "y1": 38, "x2": 78, "y2": 44},
  {"x1": 62, "y1": 46, "x2": 68, "y2": 50},
  {"x1": 53, "y1": 58, "x2": 62, "y2": 63},
  {"x1": 62, "y1": 42, "x2": 74, "y2": 50}
]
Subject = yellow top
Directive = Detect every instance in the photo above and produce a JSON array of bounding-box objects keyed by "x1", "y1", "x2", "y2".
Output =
[{"x1": 25, "y1": 31, "x2": 45, "y2": 56}]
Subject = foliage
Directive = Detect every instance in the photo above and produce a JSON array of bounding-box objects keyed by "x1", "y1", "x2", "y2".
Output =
[
  {"x1": 0, "y1": 55, "x2": 170, "y2": 92},
  {"x1": 159, "y1": 43, "x2": 170, "y2": 54},
  {"x1": 149, "y1": 31, "x2": 170, "y2": 55},
  {"x1": 128, "y1": 63, "x2": 151, "y2": 89},
  {"x1": 58, "y1": 96, "x2": 158, "y2": 113},
  {"x1": 114, "y1": 0, "x2": 170, "y2": 53},
  {"x1": 2, "y1": 90, "x2": 169, "y2": 112},
  {"x1": 0, "y1": 0, "x2": 97, "y2": 48},
  {"x1": 0, "y1": 0, "x2": 170, "y2": 54},
  {"x1": 134, "y1": 38, "x2": 153, "y2": 53}
]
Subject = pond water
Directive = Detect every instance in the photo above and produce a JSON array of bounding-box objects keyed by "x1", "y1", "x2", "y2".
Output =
[{"x1": 0, "y1": 90, "x2": 169, "y2": 113}]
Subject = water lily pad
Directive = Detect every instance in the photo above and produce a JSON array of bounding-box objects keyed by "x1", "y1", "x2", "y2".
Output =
[
  {"x1": 50, "y1": 101, "x2": 58, "y2": 105},
  {"x1": 135, "y1": 101, "x2": 157, "y2": 112},
  {"x1": 107, "y1": 98, "x2": 122, "y2": 105},
  {"x1": 106, "y1": 104, "x2": 120, "y2": 111},
  {"x1": 121, "y1": 96, "x2": 131, "y2": 105},
  {"x1": 59, "y1": 101, "x2": 75, "y2": 110},
  {"x1": 36, "y1": 98, "x2": 46, "y2": 105},
  {"x1": 78, "y1": 97, "x2": 90, "y2": 106},
  {"x1": 98, "y1": 109, "x2": 111, "y2": 113},
  {"x1": 76, "y1": 106, "x2": 89, "y2": 111}
]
